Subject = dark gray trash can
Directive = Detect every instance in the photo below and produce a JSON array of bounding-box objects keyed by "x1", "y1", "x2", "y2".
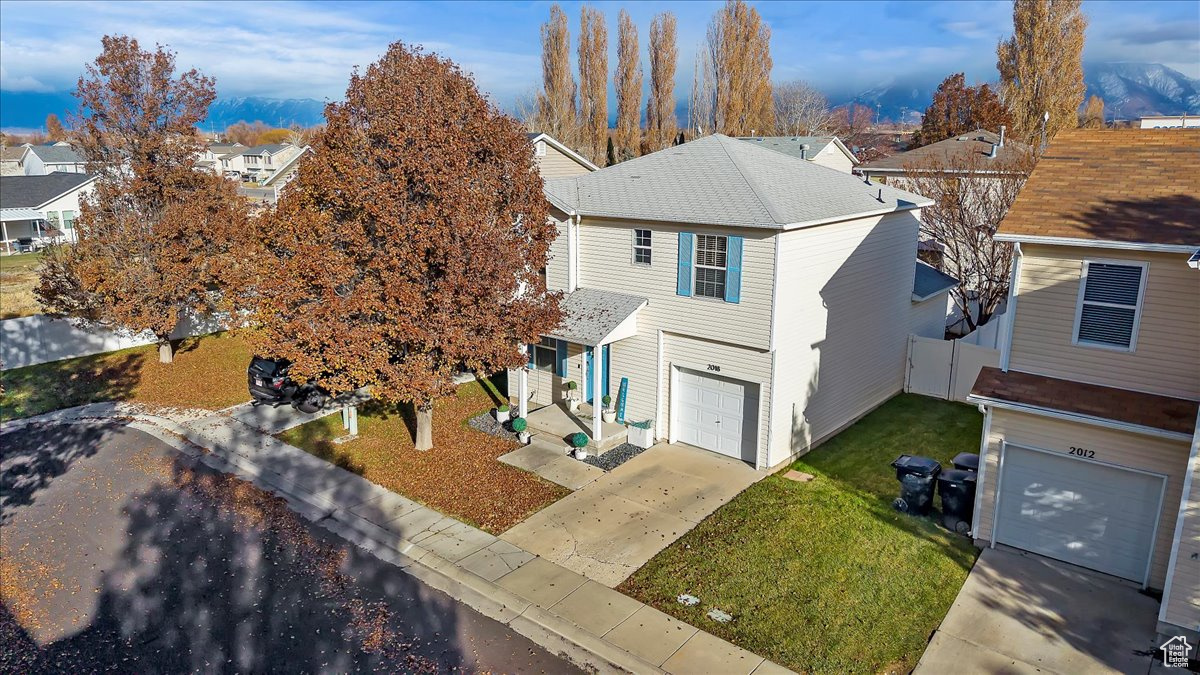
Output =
[
  {"x1": 938, "y1": 469, "x2": 977, "y2": 534},
  {"x1": 952, "y1": 452, "x2": 980, "y2": 472},
  {"x1": 891, "y1": 455, "x2": 941, "y2": 515}
]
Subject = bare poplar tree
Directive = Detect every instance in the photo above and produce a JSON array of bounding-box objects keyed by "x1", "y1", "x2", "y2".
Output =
[
  {"x1": 689, "y1": 44, "x2": 715, "y2": 137},
  {"x1": 772, "y1": 81, "x2": 832, "y2": 136},
  {"x1": 900, "y1": 149, "x2": 1036, "y2": 332},
  {"x1": 536, "y1": 4, "x2": 577, "y2": 143},
  {"x1": 1079, "y1": 94, "x2": 1105, "y2": 128},
  {"x1": 577, "y1": 5, "x2": 608, "y2": 165},
  {"x1": 613, "y1": 9, "x2": 642, "y2": 163},
  {"x1": 646, "y1": 12, "x2": 678, "y2": 152},
  {"x1": 997, "y1": 0, "x2": 1087, "y2": 143},
  {"x1": 703, "y1": 0, "x2": 773, "y2": 136}
]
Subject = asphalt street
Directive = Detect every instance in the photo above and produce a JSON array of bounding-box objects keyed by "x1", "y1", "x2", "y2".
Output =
[{"x1": 0, "y1": 422, "x2": 581, "y2": 674}]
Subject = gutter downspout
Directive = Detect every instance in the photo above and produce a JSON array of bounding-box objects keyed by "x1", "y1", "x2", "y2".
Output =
[{"x1": 567, "y1": 214, "x2": 580, "y2": 292}]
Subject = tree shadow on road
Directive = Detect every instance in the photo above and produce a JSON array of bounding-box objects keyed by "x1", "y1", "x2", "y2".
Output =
[{"x1": 0, "y1": 423, "x2": 121, "y2": 524}]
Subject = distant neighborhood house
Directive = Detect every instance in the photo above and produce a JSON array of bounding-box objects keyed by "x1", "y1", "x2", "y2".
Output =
[
  {"x1": 527, "y1": 132, "x2": 598, "y2": 179},
  {"x1": 0, "y1": 172, "x2": 96, "y2": 253},
  {"x1": 1, "y1": 141, "x2": 87, "y2": 176},
  {"x1": 736, "y1": 136, "x2": 860, "y2": 174}
]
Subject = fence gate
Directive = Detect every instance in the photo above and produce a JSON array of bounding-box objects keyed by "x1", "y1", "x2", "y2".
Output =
[
  {"x1": 905, "y1": 335, "x2": 954, "y2": 399},
  {"x1": 905, "y1": 335, "x2": 1000, "y2": 402}
]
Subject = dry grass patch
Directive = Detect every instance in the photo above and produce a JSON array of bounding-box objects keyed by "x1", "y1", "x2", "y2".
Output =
[
  {"x1": 1, "y1": 332, "x2": 254, "y2": 421},
  {"x1": 279, "y1": 378, "x2": 569, "y2": 534},
  {"x1": 0, "y1": 253, "x2": 44, "y2": 320}
]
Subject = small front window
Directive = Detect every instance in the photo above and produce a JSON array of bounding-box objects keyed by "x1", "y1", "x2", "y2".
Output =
[
  {"x1": 532, "y1": 337, "x2": 557, "y2": 372},
  {"x1": 694, "y1": 234, "x2": 727, "y2": 299},
  {"x1": 633, "y1": 229, "x2": 652, "y2": 265}
]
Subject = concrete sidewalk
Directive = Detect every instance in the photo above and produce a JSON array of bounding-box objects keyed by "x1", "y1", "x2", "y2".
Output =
[{"x1": 2, "y1": 403, "x2": 791, "y2": 675}]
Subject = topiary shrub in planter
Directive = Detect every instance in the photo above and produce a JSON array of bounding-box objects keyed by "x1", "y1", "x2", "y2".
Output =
[
  {"x1": 570, "y1": 432, "x2": 588, "y2": 448},
  {"x1": 601, "y1": 394, "x2": 616, "y2": 422},
  {"x1": 564, "y1": 381, "x2": 580, "y2": 411},
  {"x1": 627, "y1": 418, "x2": 655, "y2": 449},
  {"x1": 511, "y1": 416, "x2": 530, "y2": 444},
  {"x1": 495, "y1": 403, "x2": 510, "y2": 424}
]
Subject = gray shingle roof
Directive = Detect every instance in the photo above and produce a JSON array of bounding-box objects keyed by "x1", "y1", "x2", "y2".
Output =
[
  {"x1": 546, "y1": 288, "x2": 648, "y2": 346},
  {"x1": 545, "y1": 134, "x2": 930, "y2": 229},
  {"x1": 860, "y1": 128, "x2": 1030, "y2": 171},
  {"x1": 912, "y1": 261, "x2": 958, "y2": 300},
  {"x1": 0, "y1": 172, "x2": 94, "y2": 209},
  {"x1": 736, "y1": 136, "x2": 857, "y2": 164},
  {"x1": 27, "y1": 145, "x2": 83, "y2": 164}
]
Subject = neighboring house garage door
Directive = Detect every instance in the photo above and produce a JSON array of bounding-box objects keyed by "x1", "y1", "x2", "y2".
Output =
[
  {"x1": 675, "y1": 367, "x2": 757, "y2": 463},
  {"x1": 995, "y1": 444, "x2": 1165, "y2": 583}
]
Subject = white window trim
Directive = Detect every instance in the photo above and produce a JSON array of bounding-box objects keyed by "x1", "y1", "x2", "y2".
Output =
[
  {"x1": 535, "y1": 141, "x2": 547, "y2": 157},
  {"x1": 693, "y1": 233, "x2": 729, "y2": 301},
  {"x1": 530, "y1": 337, "x2": 557, "y2": 372},
  {"x1": 632, "y1": 228, "x2": 652, "y2": 266},
  {"x1": 1071, "y1": 258, "x2": 1148, "y2": 353}
]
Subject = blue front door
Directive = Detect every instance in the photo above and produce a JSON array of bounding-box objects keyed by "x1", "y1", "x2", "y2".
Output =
[
  {"x1": 583, "y1": 345, "x2": 610, "y2": 405},
  {"x1": 585, "y1": 347, "x2": 594, "y2": 403}
]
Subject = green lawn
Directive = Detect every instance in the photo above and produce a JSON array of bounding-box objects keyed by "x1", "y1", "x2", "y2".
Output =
[
  {"x1": 619, "y1": 394, "x2": 983, "y2": 674},
  {"x1": 0, "y1": 252, "x2": 44, "y2": 319},
  {"x1": 1, "y1": 332, "x2": 254, "y2": 421}
]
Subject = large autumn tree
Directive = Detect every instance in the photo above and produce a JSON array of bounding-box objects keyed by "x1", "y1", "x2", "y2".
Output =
[
  {"x1": 997, "y1": 0, "x2": 1087, "y2": 143},
  {"x1": 697, "y1": 0, "x2": 773, "y2": 136},
  {"x1": 535, "y1": 4, "x2": 577, "y2": 145},
  {"x1": 912, "y1": 73, "x2": 1012, "y2": 147},
  {"x1": 613, "y1": 9, "x2": 642, "y2": 164},
  {"x1": 36, "y1": 36, "x2": 249, "y2": 363},
  {"x1": 577, "y1": 5, "x2": 608, "y2": 165},
  {"x1": 248, "y1": 42, "x2": 561, "y2": 451},
  {"x1": 645, "y1": 11, "x2": 678, "y2": 152}
]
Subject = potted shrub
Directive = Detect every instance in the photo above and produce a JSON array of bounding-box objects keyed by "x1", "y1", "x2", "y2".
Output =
[
  {"x1": 601, "y1": 394, "x2": 616, "y2": 423},
  {"x1": 495, "y1": 403, "x2": 510, "y2": 424},
  {"x1": 511, "y1": 416, "x2": 530, "y2": 444},
  {"x1": 570, "y1": 431, "x2": 589, "y2": 459},
  {"x1": 564, "y1": 380, "x2": 580, "y2": 412},
  {"x1": 627, "y1": 419, "x2": 655, "y2": 449}
]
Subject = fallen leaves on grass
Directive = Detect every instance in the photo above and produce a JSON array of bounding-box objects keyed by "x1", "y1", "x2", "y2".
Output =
[
  {"x1": 279, "y1": 379, "x2": 569, "y2": 534},
  {"x1": 1, "y1": 332, "x2": 253, "y2": 420}
]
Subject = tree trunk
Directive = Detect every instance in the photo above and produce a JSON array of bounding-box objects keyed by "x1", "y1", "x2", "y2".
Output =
[
  {"x1": 158, "y1": 338, "x2": 174, "y2": 364},
  {"x1": 415, "y1": 401, "x2": 434, "y2": 451}
]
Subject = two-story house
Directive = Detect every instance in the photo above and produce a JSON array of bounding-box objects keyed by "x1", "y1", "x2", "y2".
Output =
[
  {"x1": 966, "y1": 130, "x2": 1200, "y2": 643},
  {"x1": 510, "y1": 134, "x2": 953, "y2": 470},
  {"x1": 736, "y1": 136, "x2": 860, "y2": 174},
  {"x1": 21, "y1": 142, "x2": 86, "y2": 175}
]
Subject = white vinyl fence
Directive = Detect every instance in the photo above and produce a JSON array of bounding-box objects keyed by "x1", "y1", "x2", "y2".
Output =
[
  {"x1": 1, "y1": 313, "x2": 229, "y2": 370},
  {"x1": 905, "y1": 334, "x2": 1000, "y2": 402}
]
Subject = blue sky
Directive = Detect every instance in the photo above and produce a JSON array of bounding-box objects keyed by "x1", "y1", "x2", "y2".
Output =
[{"x1": 1, "y1": 1, "x2": 1197, "y2": 107}]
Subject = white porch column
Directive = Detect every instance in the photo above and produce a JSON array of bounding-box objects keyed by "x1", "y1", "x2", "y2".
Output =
[
  {"x1": 518, "y1": 345, "x2": 529, "y2": 419},
  {"x1": 591, "y1": 344, "x2": 602, "y2": 443}
]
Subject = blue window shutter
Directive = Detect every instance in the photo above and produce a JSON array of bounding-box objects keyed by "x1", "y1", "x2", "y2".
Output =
[
  {"x1": 527, "y1": 343, "x2": 534, "y2": 369},
  {"x1": 725, "y1": 235, "x2": 743, "y2": 303},
  {"x1": 677, "y1": 232, "x2": 694, "y2": 297},
  {"x1": 555, "y1": 339, "x2": 568, "y2": 377}
]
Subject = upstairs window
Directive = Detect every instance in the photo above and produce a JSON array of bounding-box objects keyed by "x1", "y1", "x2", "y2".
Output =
[
  {"x1": 633, "y1": 229, "x2": 652, "y2": 265},
  {"x1": 694, "y1": 234, "x2": 728, "y2": 299},
  {"x1": 1073, "y1": 261, "x2": 1147, "y2": 351}
]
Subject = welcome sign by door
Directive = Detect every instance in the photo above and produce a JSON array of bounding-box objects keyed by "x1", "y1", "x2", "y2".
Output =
[{"x1": 616, "y1": 377, "x2": 629, "y2": 424}]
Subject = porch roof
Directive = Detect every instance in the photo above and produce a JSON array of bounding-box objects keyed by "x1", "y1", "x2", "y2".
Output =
[
  {"x1": 546, "y1": 287, "x2": 647, "y2": 347},
  {"x1": 0, "y1": 208, "x2": 42, "y2": 222}
]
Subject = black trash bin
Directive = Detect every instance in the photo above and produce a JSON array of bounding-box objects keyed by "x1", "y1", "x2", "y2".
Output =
[
  {"x1": 938, "y1": 469, "x2": 977, "y2": 534},
  {"x1": 891, "y1": 455, "x2": 941, "y2": 515},
  {"x1": 952, "y1": 452, "x2": 980, "y2": 472}
]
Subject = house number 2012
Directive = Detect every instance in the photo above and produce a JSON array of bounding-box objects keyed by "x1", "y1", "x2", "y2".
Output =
[
  {"x1": 706, "y1": 364, "x2": 721, "y2": 372},
  {"x1": 1069, "y1": 446, "x2": 1095, "y2": 458}
]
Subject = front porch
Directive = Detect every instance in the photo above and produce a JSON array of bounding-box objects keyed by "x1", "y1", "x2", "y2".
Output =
[{"x1": 525, "y1": 401, "x2": 628, "y2": 452}]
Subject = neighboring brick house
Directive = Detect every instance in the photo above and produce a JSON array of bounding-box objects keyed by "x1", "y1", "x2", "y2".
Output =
[
  {"x1": 965, "y1": 129, "x2": 1200, "y2": 643},
  {"x1": 509, "y1": 134, "x2": 952, "y2": 469}
]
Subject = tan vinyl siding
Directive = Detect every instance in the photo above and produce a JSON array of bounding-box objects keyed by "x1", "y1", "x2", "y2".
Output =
[
  {"x1": 1009, "y1": 245, "x2": 1200, "y2": 400},
  {"x1": 546, "y1": 214, "x2": 570, "y2": 291},
  {"x1": 576, "y1": 219, "x2": 775, "y2": 351},
  {"x1": 975, "y1": 408, "x2": 1190, "y2": 588},
  {"x1": 811, "y1": 145, "x2": 855, "y2": 174},
  {"x1": 661, "y1": 333, "x2": 773, "y2": 468},
  {"x1": 536, "y1": 144, "x2": 592, "y2": 179},
  {"x1": 512, "y1": 342, "x2": 586, "y2": 407},
  {"x1": 768, "y1": 210, "x2": 923, "y2": 467},
  {"x1": 1162, "y1": 455, "x2": 1200, "y2": 630}
]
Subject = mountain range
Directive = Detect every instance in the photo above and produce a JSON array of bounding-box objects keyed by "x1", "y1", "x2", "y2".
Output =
[{"x1": 1, "y1": 62, "x2": 1196, "y2": 134}]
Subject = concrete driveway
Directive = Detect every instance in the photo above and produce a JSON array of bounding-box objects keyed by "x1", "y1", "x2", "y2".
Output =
[
  {"x1": 501, "y1": 443, "x2": 763, "y2": 587},
  {"x1": 917, "y1": 547, "x2": 1164, "y2": 674}
]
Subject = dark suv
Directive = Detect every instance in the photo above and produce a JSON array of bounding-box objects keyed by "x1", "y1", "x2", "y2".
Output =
[{"x1": 247, "y1": 357, "x2": 328, "y2": 413}]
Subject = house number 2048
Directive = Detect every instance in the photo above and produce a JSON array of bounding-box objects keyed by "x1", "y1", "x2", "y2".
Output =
[{"x1": 1069, "y1": 446, "x2": 1095, "y2": 459}]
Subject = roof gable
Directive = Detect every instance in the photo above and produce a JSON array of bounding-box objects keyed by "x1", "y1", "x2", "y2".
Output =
[{"x1": 0, "y1": 172, "x2": 95, "y2": 209}]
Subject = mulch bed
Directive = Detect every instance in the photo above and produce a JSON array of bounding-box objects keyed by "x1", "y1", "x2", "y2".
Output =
[
  {"x1": 466, "y1": 411, "x2": 519, "y2": 442},
  {"x1": 278, "y1": 380, "x2": 569, "y2": 534}
]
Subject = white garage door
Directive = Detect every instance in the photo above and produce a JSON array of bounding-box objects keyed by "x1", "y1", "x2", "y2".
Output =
[
  {"x1": 675, "y1": 368, "x2": 757, "y2": 462},
  {"x1": 995, "y1": 445, "x2": 1165, "y2": 583}
]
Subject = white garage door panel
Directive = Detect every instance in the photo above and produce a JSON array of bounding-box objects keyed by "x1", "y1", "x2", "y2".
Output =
[
  {"x1": 996, "y1": 447, "x2": 1163, "y2": 582},
  {"x1": 676, "y1": 368, "x2": 756, "y2": 463}
]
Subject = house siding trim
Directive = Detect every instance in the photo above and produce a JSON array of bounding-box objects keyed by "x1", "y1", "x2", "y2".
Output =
[{"x1": 969, "y1": 395, "x2": 1194, "y2": 443}]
